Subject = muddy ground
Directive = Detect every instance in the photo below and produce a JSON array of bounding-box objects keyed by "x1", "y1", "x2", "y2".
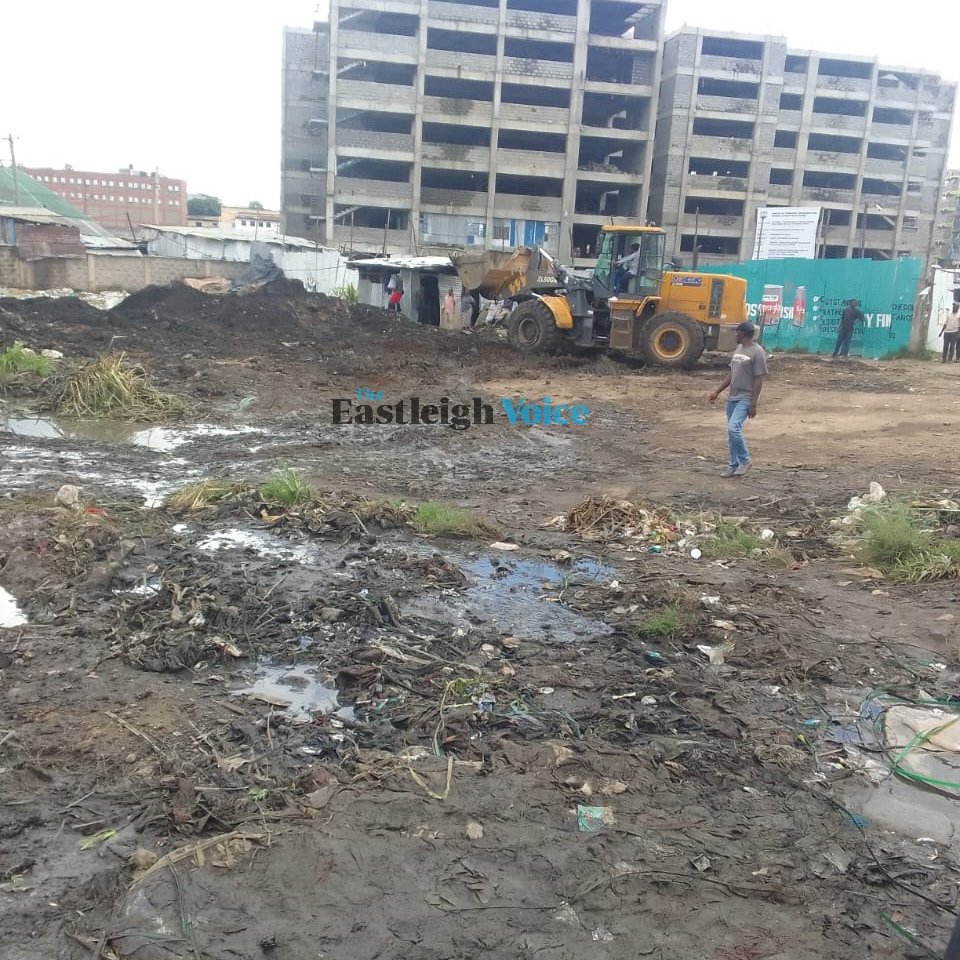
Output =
[{"x1": 1, "y1": 283, "x2": 959, "y2": 960}]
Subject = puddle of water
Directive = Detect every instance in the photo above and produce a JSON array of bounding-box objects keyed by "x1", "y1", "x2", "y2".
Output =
[
  {"x1": 2, "y1": 417, "x2": 261, "y2": 452},
  {"x1": 403, "y1": 549, "x2": 615, "y2": 644},
  {"x1": 465, "y1": 554, "x2": 613, "y2": 590},
  {"x1": 0, "y1": 586, "x2": 28, "y2": 627},
  {"x1": 198, "y1": 529, "x2": 316, "y2": 564},
  {"x1": 234, "y1": 664, "x2": 349, "y2": 718}
]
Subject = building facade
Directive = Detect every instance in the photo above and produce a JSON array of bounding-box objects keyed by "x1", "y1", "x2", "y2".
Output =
[
  {"x1": 932, "y1": 170, "x2": 960, "y2": 267},
  {"x1": 650, "y1": 28, "x2": 956, "y2": 267},
  {"x1": 281, "y1": 0, "x2": 665, "y2": 262},
  {"x1": 23, "y1": 165, "x2": 187, "y2": 237}
]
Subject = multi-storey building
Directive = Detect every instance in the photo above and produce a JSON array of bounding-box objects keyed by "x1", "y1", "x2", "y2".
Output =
[
  {"x1": 650, "y1": 28, "x2": 956, "y2": 266},
  {"x1": 932, "y1": 170, "x2": 960, "y2": 267},
  {"x1": 22, "y1": 165, "x2": 187, "y2": 237},
  {"x1": 282, "y1": 0, "x2": 664, "y2": 263}
]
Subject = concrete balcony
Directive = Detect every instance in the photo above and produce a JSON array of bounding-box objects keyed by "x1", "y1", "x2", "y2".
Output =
[
  {"x1": 696, "y1": 95, "x2": 760, "y2": 116},
  {"x1": 864, "y1": 157, "x2": 907, "y2": 176},
  {"x1": 505, "y1": 8, "x2": 577, "y2": 35},
  {"x1": 493, "y1": 194, "x2": 563, "y2": 221},
  {"x1": 577, "y1": 167, "x2": 646, "y2": 185},
  {"x1": 699, "y1": 54, "x2": 762, "y2": 79},
  {"x1": 801, "y1": 185, "x2": 855, "y2": 204},
  {"x1": 874, "y1": 85, "x2": 918, "y2": 107},
  {"x1": 813, "y1": 75, "x2": 873, "y2": 97},
  {"x1": 503, "y1": 56, "x2": 574, "y2": 84},
  {"x1": 772, "y1": 147, "x2": 797, "y2": 165},
  {"x1": 500, "y1": 102, "x2": 570, "y2": 130},
  {"x1": 583, "y1": 78, "x2": 654, "y2": 97},
  {"x1": 808, "y1": 113, "x2": 867, "y2": 134},
  {"x1": 588, "y1": 35, "x2": 659, "y2": 53},
  {"x1": 778, "y1": 109, "x2": 803, "y2": 129},
  {"x1": 870, "y1": 121, "x2": 912, "y2": 143},
  {"x1": 783, "y1": 71, "x2": 807, "y2": 92},
  {"x1": 688, "y1": 135, "x2": 753, "y2": 159},
  {"x1": 679, "y1": 213, "x2": 743, "y2": 233},
  {"x1": 338, "y1": 29, "x2": 418, "y2": 62},
  {"x1": 335, "y1": 178, "x2": 413, "y2": 205},
  {"x1": 337, "y1": 130, "x2": 414, "y2": 160},
  {"x1": 421, "y1": 143, "x2": 491, "y2": 170},
  {"x1": 580, "y1": 124, "x2": 650, "y2": 141},
  {"x1": 427, "y1": 0, "x2": 498, "y2": 30},
  {"x1": 805, "y1": 149, "x2": 860, "y2": 171},
  {"x1": 337, "y1": 80, "x2": 416, "y2": 113},
  {"x1": 496, "y1": 148, "x2": 566, "y2": 178},
  {"x1": 332, "y1": 224, "x2": 410, "y2": 249},
  {"x1": 420, "y1": 187, "x2": 488, "y2": 212},
  {"x1": 427, "y1": 49, "x2": 498, "y2": 77},
  {"x1": 767, "y1": 183, "x2": 793, "y2": 200},
  {"x1": 686, "y1": 173, "x2": 749, "y2": 195},
  {"x1": 422, "y1": 95, "x2": 494, "y2": 125}
]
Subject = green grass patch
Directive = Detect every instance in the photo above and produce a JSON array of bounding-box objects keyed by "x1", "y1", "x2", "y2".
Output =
[
  {"x1": 883, "y1": 345, "x2": 937, "y2": 361},
  {"x1": 0, "y1": 343, "x2": 54, "y2": 386},
  {"x1": 703, "y1": 522, "x2": 763, "y2": 558},
  {"x1": 333, "y1": 283, "x2": 359, "y2": 305},
  {"x1": 54, "y1": 353, "x2": 186, "y2": 419},
  {"x1": 411, "y1": 502, "x2": 487, "y2": 537},
  {"x1": 638, "y1": 603, "x2": 681, "y2": 639},
  {"x1": 855, "y1": 502, "x2": 960, "y2": 582},
  {"x1": 260, "y1": 466, "x2": 315, "y2": 507}
]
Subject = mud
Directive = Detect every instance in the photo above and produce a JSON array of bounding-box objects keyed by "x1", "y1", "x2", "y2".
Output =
[{"x1": 2, "y1": 281, "x2": 960, "y2": 959}]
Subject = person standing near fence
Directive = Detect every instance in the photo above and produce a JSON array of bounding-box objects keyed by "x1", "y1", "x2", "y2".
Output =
[
  {"x1": 832, "y1": 298, "x2": 865, "y2": 358},
  {"x1": 939, "y1": 301, "x2": 960, "y2": 363}
]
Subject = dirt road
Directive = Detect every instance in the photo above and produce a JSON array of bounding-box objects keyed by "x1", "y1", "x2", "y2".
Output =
[{"x1": 1, "y1": 285, "x2": 959, "y2": 960}]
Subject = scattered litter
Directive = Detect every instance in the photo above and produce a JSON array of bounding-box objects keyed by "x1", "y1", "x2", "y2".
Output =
[
  {"x1": 553, "y1": 904, "x2": 580, "y2": 927},
  {"x1": 759, "y1": 528, "x2": 775, "y2": 542},
  {"x1": 592, "y1": 925, "x2": 614, "y2": 942},
  {"x1": 640, "y1": 695, "x2": 658, "y2": 706},
  {"x1": 465, "y1": 821, "x2": 484, "y2": 841},
  {"x1": 55, "y1": 484, "x2": 82, "y2": 511},
  {"x1": 577, "y1": 804, "x2": 616, "y2": 832},
  {"x1": 79, "y1": 829, "x2": 117, "y2": 850},
  {"x1": 489, "y1": 541, "x2": 519, "y2": 552},
  {"x1": 0, "y1": 587, "x2": 28, "y2": 628},
  {"x1": 690, "y1": 548, "x2": 702, "y2": 559},
  {"x1": 690, "y1": 855, "x2": 711, "y2": 873}
]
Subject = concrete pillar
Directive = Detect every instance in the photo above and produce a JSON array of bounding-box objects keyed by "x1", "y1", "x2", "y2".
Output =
[
  {"x1": 325, "y1": 1, "x2": 340, "y2": 246},
  {"x1": 411, "y1": 0, "x2": 429, "y2": 247},
  {"x1": 483, "y1": 0, "x2": 508, "y2": 250},
  {"x1": 558, "y1": 0, "x2": 591, "y2": 262}
]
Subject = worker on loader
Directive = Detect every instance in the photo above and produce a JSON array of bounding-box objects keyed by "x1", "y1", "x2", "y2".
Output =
[{"x1": 614, "y1": 242, "x2": 641, "y2": 295}]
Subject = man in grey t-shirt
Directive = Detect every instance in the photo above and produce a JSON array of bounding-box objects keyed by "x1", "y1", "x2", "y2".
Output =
[{"x1": 708, "y1": 321, "x2": 769, "y2": 477}]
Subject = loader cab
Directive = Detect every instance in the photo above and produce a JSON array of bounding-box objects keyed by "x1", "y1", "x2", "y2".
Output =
[{"x1": 592, "y1": 228, "x2": 665, "y2": 300}]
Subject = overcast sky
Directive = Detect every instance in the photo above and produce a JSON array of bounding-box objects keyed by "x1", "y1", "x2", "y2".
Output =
[{"x1": 3, "y1": 0, "x2": 957, "y2": 209}]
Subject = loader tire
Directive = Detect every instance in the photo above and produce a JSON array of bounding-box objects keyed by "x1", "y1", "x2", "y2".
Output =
[
  {"x1": 640, "y1": 311, "x2": 705, "y2": 369},
  {"x1": 508, "y1": 300, "x2": 565, "y2": 355}
]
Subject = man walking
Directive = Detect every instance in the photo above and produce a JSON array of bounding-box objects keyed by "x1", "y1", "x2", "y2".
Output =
[
  {"x1": 939, "y1": 301, "x2": 960, "y2": 363},
  {"x1": 708, "y1": 321, "x2": 768, "y2": 477},
  {"x1": 832, "y1": 298, "x2": 865, "y2": 357}
]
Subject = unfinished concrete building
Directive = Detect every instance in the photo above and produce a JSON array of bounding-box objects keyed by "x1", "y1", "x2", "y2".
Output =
[
  {"x1": 650, "y1": 28, "x2": 957, "y2": 266},
  {"x1": 932, "y1": 170, "x2": 960, "y2": 267},
  {"x1": 281, "y1": 0, "x2": 664, "y2": 263}
]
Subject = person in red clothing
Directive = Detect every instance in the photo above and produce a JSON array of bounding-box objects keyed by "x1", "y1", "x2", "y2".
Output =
[{"x1": 388, "y1": 288, "x2": 403, "y2": 313}]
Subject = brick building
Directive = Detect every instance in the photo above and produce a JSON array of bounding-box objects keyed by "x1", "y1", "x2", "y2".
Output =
[{"x1": 23, "y1": 165, "x2": 187, "y2": 237}]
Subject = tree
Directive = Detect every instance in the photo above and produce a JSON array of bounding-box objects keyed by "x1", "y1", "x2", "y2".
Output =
[
  {"x1": 187, "y1": 194, "x2": 221, "y2": 217},
  {"x1": 248, "y1": 200, "x2": 264, "y2": 210}
]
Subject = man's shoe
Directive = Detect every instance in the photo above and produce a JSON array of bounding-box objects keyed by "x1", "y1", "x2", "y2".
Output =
[
  {"x1": 720, "y1": 466, "x2": 737, "y2": 477},
  {"x1": 733, "y1": 462, "x2": 752, "y2": 476}
]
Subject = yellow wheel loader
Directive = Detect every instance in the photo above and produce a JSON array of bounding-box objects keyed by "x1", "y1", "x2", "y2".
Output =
[{"x1": 452, "y1": 224, "x2": 748, "y2": 369}]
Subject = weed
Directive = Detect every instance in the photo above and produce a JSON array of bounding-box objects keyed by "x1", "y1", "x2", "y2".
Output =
[
  {"x1": 639, "y1": 603, "x2": 680, "y2": 638},
  {"x1": 884, "y1": 345, "x2": 937, "y2": 361},
  {"x1": 54, "y1": 353, "x2": 186, "y2": 419},
  {"x1": 0, "y1": 342, "x2": 54, "y2": 387},
  {"x1": 855, "y1": 502, "x2": 960, "y2": 582},
  {"x1": 166, "y1": 480, "x2": 250, "y2": 511},
  {"x1": 260, "y1": 466, "x2": 315, "y2": 507},
  {"x1": 333, "y1": 283, "x2": 359, "y2": 305},
  {"x1": 703, "y1": 522, "x2": 763, "y2": 558},
  {"x1": 411, "y1": 502, "x2": 487, "y2": 537}
]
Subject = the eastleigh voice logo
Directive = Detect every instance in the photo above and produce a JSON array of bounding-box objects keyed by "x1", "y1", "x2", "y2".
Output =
[{"x1": 332, "y1": 388, "x2": 590, "y2": 431}]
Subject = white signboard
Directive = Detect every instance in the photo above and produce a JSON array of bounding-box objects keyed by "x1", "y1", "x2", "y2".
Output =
[{"x1": 752, "y1": 207, "x2": 821, "y2": 260}]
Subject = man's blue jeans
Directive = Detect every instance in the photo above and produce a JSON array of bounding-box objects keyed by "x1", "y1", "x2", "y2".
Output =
[{"x1": 726, "y1": 398, "x2": 751, "y2": 468}]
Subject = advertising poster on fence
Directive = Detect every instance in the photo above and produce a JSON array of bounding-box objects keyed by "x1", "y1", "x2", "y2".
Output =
[
  {"x1": 752, "y1": 207, "x2": 821, "y2": 260},
  {"x1": 759, "y1": 285, "x2": 784, "y2": 325}
]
